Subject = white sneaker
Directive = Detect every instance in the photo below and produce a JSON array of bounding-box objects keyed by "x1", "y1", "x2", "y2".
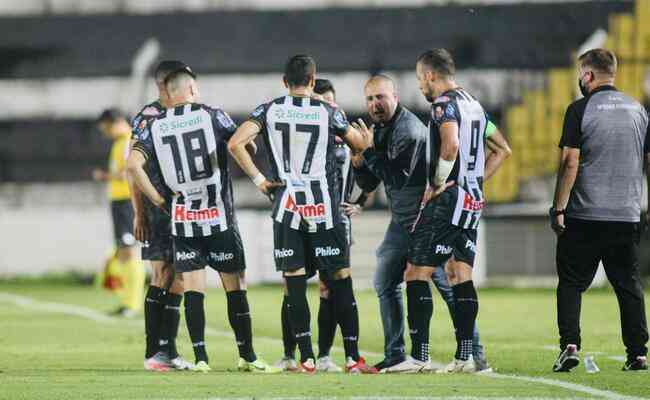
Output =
[
  {"x1": 436, "y1": 356, "x2": 476, "y2": 374},
  {"x1": 274, "y1": 356, "x2": 298, "y2": 372},
  {"x1": 316, "y1": 356, "x2": 343, "y2": 373},
  {"x1": 170, "y1": 356, "x2": 194, "y2": 370},
  {"x1": 379, "y1": 356, "x2": 428, "y2": 374}
]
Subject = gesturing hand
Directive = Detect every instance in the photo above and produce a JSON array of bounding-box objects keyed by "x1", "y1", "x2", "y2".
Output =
[
  {"x1": 351, "y1": 118, "x2": 374, "y2": 151},
  {"x1": 421, "y1": 181, "x2": 455, "y2": 206}
]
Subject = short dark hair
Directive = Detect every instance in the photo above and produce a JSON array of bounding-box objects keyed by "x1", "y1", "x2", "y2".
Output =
[
  {"x1": 97, "y1": 107, "x2": 127, "y2": 124},
  {"x1": 284, "y1": 54, "x2": 316, "y2": 87},
  {"x1": 154, "y1": 60, "x2": 195, "y2": 83},
  {"x1": 417, "y1": 48, "x2": 456, "y2": 77},
  {"x1": 579, "y1": 48, "x2": 617, "y2": 76},
  {"x1": 314, "y1": 78, "x2": 335, "y2": 96}
]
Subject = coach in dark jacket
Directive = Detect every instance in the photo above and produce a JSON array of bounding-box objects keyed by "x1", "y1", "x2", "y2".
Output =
[
  {"x1": 550, "y1": 49, "x2": 649, "y2": 372},
  {"x1": 352, "y1": 75, "x2": 487, "y2": 371}
]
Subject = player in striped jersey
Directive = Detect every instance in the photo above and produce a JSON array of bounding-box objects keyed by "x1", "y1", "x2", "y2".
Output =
[
  {"x1": 128, "y1": 68, "x2": 279, "y2": 374},
  {"x1": 411, "y1": 49, "x2": 510, "y2": 373},
  {"x1": 129, "y1": 61, "x2": 190, "y2": 371},
  {"x1": 275, "y1": 79, "x2": 366, "y2": 372},
  {"x1": 228, "y1": 55, "x2": 376, "y2": 374}
]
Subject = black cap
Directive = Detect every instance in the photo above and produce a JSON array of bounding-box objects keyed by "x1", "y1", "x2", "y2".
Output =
[{"x1": 154, "y1": 60, "x2": 196, "y2": 83}]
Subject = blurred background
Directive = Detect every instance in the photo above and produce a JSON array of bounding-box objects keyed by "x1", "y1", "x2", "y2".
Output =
[{"x1": 1, "y1": 0, "x2": 649, "y2": 287}]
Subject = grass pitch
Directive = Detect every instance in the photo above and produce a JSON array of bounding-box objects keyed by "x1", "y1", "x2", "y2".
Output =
[{"x1": 0, "y1": 281, "x2": 648, "y2": 400}]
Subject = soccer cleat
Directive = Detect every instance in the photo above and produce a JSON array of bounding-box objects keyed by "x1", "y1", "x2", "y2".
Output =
[
  {"x1": 379, "y1": 356, "x2": 428, "y2": 374},
  {"x1": 274, "y1": 357, "x2": 299, "y2": 372},
  {"x1": 299, "y1": 358, "x2": 317, "y2": 374},
  {"x1": 170, "y1": 356, "x2": 194, "y2": 370},
  {"x1": 622, "y1": 356, "x2": 648, "y2": 371},
  {"x1": 345, "y1": 356, "x2": 379, "y2": 374},
  {"x1": 238, "y1": 358, "x2": 283, "y2": 373},
  {"x1": 316, "y1": 356, "x2": 343, "y2": 373},
  {"x1": 191, "y1": 360, "x2": 211, "y2": 373},
  {"x1": 552, "y1": 344, "x2": 579, "y2": 372},
  {"x1": 436, "y1": 356, "x2": 477, "y2": 374},
  {"x1": 374, "y1": 356, "x2": 406, "y2": 371},
  {"x1": 144, "y1": 351, "x2": 172, "y2": 372},
  {"x1": 474, "y1": 354, "x2": 493, "y2": 373}
]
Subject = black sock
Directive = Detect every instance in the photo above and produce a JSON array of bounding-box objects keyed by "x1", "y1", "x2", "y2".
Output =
[
  {"x1": 184, "y1": 291, "x2": 208, "y2": 364},
  {"x1": 330, "y1": 277, "x2": 360, "y2": 361},
  {"x1": 226, "y1": 290, "x2": 256, "y2": 362},
  {"x1": 281, "y1": 295, "x2": 296, "y2": 359},
  {"x1": 285, "y1": 276, "x2": 314, "y2": 362},
  {"x1": 406, "y1": 280, "x2": 433, "y2": 362},
  {"x1": 317, "y1": 295, "x2": 337, "y2": 358},
  {"x1": 452, "y1": 281, "x2": 478, "y2": 361},
  {"x1": 159, "y1": 292, "x2": 182, "y2": 359},
  {"x1": 144, "y1": 286, "x2": 165, "y2": 358}
]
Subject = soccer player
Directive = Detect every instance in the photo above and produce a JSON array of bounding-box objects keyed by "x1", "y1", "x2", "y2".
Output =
[
  {"x1": 128, "y1": 67, "x2": 279, "y2": 373},
  {"x1": 129, "y1": 61, "x2": 192, "y2": 371},
  {"x1": 352, "y1": 74, "x2": 507, "y2": 373},
  {"x1": 409, "y1": 49, "x2": 509, "y2": 373},
  {"x1": 275, "y1": 78, "x2": 364, "y2": 372},
  {"x1": 94, "y1": 108, "x2": 145, "y2": 318},
  {"x1": 228, "y1": 55, "x2": 376, "y2": 374}
]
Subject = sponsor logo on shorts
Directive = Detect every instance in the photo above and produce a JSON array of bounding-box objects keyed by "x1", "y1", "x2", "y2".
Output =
[
  {"x1": 274, "y1": 248, "x2": 294, "y2": 258},
  {"x1": 174, "y1": 205, "x2": 220, "y2": 224},
  {"x1": 285, "y1": 196, "x2": 326, "y2": 221},
  {"x1": 462, "y1": 193, "x2": 485, "y2": 212},
  {"x1": 176, "y1": 251, "x2": 197, "y2": 261},
  {"x1": 210, "y1": 252, "x2": 234, "y2": 262},
  {"x1": 435, "y1": 245, "x2": 453, "y2": 255},
  {"x1": 315, "y1": 246, "x2": 341, "y2": 257},
  {"x1": 465, "y1": 240, "x2": 476, "y2": 253}
]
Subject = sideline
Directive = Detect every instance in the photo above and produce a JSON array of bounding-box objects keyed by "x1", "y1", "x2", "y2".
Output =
[{"x1": 0, "y1": 291, "x2": 645, "y2": 400}]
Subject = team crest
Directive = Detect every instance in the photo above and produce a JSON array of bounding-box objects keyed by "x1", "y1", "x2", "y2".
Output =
[
  {"x1": 251, "y1": 105, "x2": 265, "y2": 118},
  {"x1": 434, "y1": 106, "x2": 443, "y2": 119}
]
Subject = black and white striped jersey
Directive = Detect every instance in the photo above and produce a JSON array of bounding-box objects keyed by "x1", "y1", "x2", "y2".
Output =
[
  {"x1": 335, "y1": 142, "x2": 354, "y2": 203},
  {"x1": 133, "y1": 103, "x2": 238, "y2": 237},
  {"x1": 428, "y1": 88, "x2": 488, "y2": 229},
  {"x1": 248, "y1": 95, "x2": 350, "y2": 232}
]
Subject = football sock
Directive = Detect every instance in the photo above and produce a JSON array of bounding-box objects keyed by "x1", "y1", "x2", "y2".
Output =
[
  {"x1": 281, "y1": 295, "x2": 297, "y2": 359},
  {"x1": 184, "y1": 291, "x2": 208, "y2": 363},
  {"x1": 317, "y1": 295, "x2": 337, "y2": 358},
  {"x1": 406, "y1": 280, "x2": 433, "y2": 362},
  {"x1": 285, "y1": 276, "x2": 314, "y2": 362},
  {"x1": 144, "y1": 285, "x2": 164, "y2": 358},
  {"x1": 159, "y1": 292, "x2": 182, "y2": 359},
  {"x1": 226, "y1": 290, "x2": 256, "y2": 363},
  {"x1": 329, "y1": 277, "x2": 360, "y2": 361},
  {"x1": 122, "y1": 259, "x2": 146, "y2": 311},
  {"x1": 452, "y1": 280, "x2": 478, "y2": 361}
]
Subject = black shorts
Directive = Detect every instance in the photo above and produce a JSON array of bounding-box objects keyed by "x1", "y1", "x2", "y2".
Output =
[
  {"x1": 111, "y1": 200, "x2": 135, "y2": 248},
  {"x1": 173, "y1": 228, "x2": 246, "y2": 274},
  {"x1": 273, "y1": 222, "x2": 350, "y2": 278},
  {"x1": 408, "y1": 194, "x2": 478, "y2": 268},
  {"x1": 141, "y1": 202, "x2": 173, "y2": 262}
]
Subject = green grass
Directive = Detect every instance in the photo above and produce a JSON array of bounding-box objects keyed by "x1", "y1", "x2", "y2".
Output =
[{"x1": 0, "y1": 282, "x2": 648, "y2": 399}]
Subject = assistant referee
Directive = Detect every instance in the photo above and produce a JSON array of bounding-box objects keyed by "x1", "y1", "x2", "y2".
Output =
[{"x1": 550, "y1": 48, "x2": 648, "y2": 372}]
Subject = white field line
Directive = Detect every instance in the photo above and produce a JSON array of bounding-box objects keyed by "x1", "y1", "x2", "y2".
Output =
[{"x1": 0, "y1": 292, "x2": 646, "y2": 400}]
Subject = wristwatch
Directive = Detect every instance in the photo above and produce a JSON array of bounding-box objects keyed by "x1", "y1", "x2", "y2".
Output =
[{"x1": 548, "y1": 207, "x2": 565, "y2": 217}]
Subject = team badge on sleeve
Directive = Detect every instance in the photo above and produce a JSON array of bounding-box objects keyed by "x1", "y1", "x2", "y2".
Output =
[
  {"x1": 251, "y1": 105, "x2": 265, "y2": 118},
  {"x1": 217, "y1": 111, "x2": 236, "y2": 130}
]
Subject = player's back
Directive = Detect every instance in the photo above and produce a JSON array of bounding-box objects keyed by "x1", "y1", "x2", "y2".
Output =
[
  {"x1": 147, "y1": 103, "x2": 238, "y2": 237},
  {"x1": 250, "y1": 95, "x2": 350, "y2": 231},
  {"x1": 430, "y1": 88, "x2": 488, "y2": 229}
]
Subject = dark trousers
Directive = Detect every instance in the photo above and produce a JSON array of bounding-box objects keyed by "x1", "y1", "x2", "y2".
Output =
[{"x1": 556, "y1": 218, "x2": 648, "y2": 358}]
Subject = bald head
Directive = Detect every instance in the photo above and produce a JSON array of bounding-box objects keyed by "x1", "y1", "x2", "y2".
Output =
[
  {"x1": 165, "y1": 72, "x2": 199, "y2": 105},
  {"x1": 364, "y1": 74, "x2": 399, "y2": 123}
]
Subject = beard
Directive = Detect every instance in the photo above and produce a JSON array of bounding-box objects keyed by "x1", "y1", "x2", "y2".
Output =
[{"x1": 424, "y1": 93, "x2": 434, "y2": 102}]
